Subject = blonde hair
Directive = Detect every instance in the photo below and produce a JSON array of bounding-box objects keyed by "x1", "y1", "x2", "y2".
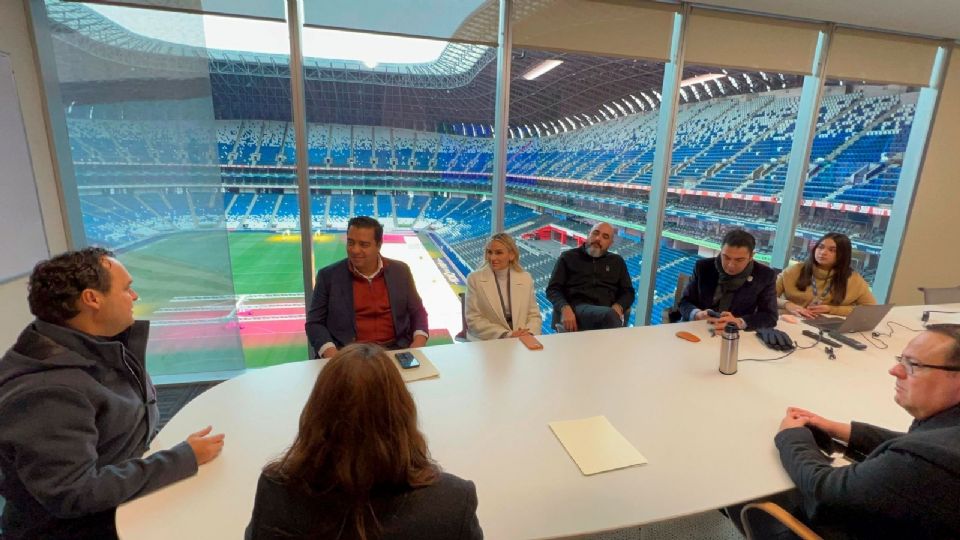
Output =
[{"x1": 483, "y1": 232, "x2": 523, "y2": 272}]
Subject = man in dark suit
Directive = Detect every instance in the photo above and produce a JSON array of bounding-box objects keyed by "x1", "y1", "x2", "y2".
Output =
[
  {"x1": 679, "y1": 228, "x2": 778, "y2": 331},
  {"x1": 306, "y1": 216, "x2": 429, "y2": 358},
  {"x1": 763, "y1": 324, "x2": 960, "y2": 538}
]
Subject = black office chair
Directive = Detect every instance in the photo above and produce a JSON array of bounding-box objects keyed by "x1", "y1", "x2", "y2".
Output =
[
  {"x1": 551, "y1": 304, "x2": 631, "y2": 332},
  {"x1": 663, "y1": 273, "x2": 690, "y2": 324},
  {"x1": 454, "y1": 292, "x2": 469, "y2": 342}
]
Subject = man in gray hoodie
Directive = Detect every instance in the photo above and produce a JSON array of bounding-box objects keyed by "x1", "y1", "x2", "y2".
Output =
[{"x1": 0, "y1": 247, "x2": 225, "y2": 539}]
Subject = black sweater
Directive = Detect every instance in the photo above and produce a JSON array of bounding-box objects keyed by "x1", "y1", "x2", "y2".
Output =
[
  {"x1": 546, "y1": 246, "x2": 635, "y2": 312},
  {"x1": 775, "y1": 404, "x2": 960, "y2": 539}
]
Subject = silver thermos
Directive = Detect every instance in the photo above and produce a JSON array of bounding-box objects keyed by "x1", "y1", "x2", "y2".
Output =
[{"x1": 719, "y1": 322, "x2": 739, "y2": 375}]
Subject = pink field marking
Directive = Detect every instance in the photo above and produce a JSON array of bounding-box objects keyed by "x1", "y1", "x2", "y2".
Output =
[{"x1": 382, "y1": 232, "x2": 411, "y2": 244}]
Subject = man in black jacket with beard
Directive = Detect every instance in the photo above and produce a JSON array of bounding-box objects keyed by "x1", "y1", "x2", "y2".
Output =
[
  {"x1": 0, "y1": 248, "x2": 225, "y2": 539},
  {"x1": 547, "y1": 222, "x2": 635, "y2": 332},
  {"x1": 679, "y1": 228, "x2": 778, "y2": 331}
]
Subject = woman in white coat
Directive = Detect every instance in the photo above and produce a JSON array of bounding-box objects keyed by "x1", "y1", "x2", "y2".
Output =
[{"x1": 465, "y1": 233, "x2": 543, "y2": 341}]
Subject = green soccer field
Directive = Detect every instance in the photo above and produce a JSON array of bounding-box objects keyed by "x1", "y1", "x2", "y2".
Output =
[{"x1": 120, "y1": 230, "x2": 348, "y2": 375}]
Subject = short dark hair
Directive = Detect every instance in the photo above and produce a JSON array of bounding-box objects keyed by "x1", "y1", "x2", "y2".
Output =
[
  {"x1": 28, "y1": 247, "x2": 115, "y2": 325},
  {"x1": 721, "y1": 229, "x2": 756, "y2": 253},
  {"x1": 924, "y1": 324, "x2": 960, "y2": 366},
  {"x1": 347, "y1": 216, "x2": 383, "y2": 246}
]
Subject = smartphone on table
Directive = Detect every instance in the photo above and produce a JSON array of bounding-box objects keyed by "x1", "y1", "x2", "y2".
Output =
[{"x1": 395, "y1": 351, "x2": 420, "y2": 369}]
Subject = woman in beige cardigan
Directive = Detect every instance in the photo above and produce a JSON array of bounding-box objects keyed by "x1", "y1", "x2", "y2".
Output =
[
  {"x1": 777, "y1": 232, "x2": 877, "y2": 318},
  {"x1": 465, "y1": 233, "x2": 542, "y2": 341}
]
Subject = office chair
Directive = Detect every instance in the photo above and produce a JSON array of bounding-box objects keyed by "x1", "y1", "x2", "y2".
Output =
[
  {"x1": 551, "y1": 305, "x2": 631, "y2": 332},
  {"x1": 740, "y1": 502, "x2": 821, "y2": 540},
  {"x1": 663, "y1": 273, "x2": 690, "y2": 323},
  {"x1": 918, "y1": 286, "x2": 960, "y2": 305},
  {"x1": 454, "y1": 292, "x2": 469, "y2": 342}
]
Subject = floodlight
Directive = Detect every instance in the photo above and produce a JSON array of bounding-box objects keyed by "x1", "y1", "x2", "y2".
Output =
[{"x1": 521, "y1": 59, "x2": 563, "y2": 81}]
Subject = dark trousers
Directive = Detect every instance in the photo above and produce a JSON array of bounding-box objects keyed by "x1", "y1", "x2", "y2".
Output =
[{"x1": 573, "y1": 304, "x2": 623, "y2": 331}]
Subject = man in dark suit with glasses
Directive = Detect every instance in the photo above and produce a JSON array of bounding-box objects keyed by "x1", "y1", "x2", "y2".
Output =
[{"x1": 764, "y1": 324, "x2": 960, "y2": 539}]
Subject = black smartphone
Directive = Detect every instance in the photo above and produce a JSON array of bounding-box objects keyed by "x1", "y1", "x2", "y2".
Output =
[
  {"x1": 395, "y1": 351, "x2": 420, "y2": 369},
  {"x1": 706, "y1": 309, "x2": 721, "y2": 318}
]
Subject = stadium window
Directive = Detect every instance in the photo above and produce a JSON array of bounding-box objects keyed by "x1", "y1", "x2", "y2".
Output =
[
  {"x1": 37, "y1": 1, "x2": 316, "y2": 375},
  {"x1": 794, "y1": 77, "x2": 920, "y2": 286},
  {"x1": 650, "y1": 59, "x2": 807, "y2": 323}
]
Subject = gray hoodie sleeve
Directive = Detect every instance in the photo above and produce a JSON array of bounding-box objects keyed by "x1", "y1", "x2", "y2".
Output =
[{"x1": 0, "y1": 385, "x2": 198, "y2": 518}]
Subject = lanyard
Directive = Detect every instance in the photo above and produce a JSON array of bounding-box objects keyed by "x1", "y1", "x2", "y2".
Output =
[
  {"x1": 810, "y1": 275, "x2": 832, "y2": 305},
  {"x1": 493, "y1": 269, "x2": 513, "y2": 330}
]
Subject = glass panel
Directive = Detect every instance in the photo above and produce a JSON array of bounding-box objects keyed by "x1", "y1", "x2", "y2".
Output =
[
  {"x1": 653, "y1": 66, "x2": 805, "y2": 323},
  {"x1": 296, "y1": 24, "x2": 496, "y2": 344},
  {"x1": 796, "y1": 82, "x2": 918, "y2": 286},
  {"x1": 44, "y1": 0, "x2": 307, "y2": 375},
  {"x1": 505, "y1": 49, "x2": 669, "y2": 331},
  {"x1": 304, "y1": 0, "x2": 498, "y2": 44}
]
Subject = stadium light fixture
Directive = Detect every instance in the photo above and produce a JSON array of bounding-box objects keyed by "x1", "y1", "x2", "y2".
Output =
[
  {"x1": 613, "y1": 102, "x2": 627, "y2": 116},
  {"x1": 533, "y1": 124, "x2": 543, "y2": 137},
  {"x1": 521, "y1": 59, "x2": 563, "y2": 80},
  {"x1": 680, "y1": 73, "x2": 725, "y2": 88},
  {"x1": 623, "y1": 99, "x2": 636, "y2": 114}
]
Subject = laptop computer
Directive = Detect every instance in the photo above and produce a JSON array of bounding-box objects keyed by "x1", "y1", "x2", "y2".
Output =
[{"x1": 803, "y1": 304, "x2": 895, "y2": 333}]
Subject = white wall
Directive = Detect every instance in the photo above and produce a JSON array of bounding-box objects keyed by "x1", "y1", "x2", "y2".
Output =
[{"x1": 0, "y1": 0, "x2": 67, "y2": 350}]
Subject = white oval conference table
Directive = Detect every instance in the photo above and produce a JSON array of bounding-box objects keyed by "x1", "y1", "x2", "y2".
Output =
[{"x1": 118, "y1": 304, "x2": 951, "y2": 539}]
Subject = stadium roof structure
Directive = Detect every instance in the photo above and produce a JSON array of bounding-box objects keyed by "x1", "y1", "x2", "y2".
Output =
[{"x1": 48, "y1": 1, "x2": 804, "y2": 132}]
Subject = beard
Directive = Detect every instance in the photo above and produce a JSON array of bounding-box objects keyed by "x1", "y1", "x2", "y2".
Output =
[{"x1": 587, "y1": 243, "x2": 605, "y2": 258}]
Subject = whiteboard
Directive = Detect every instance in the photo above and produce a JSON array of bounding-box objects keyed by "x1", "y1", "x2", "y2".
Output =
[{"x1": 0, "y1": 52, "x2": 49, "y2": 283}]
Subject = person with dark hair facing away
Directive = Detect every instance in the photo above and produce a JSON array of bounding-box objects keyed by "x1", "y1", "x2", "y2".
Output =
[
  {"x1": 245, "y1": 343, "x2": 483, "y2": 540},
  {"x1": 0, "y1": 248, "x2": 224, "y2": 540},
  {"x1": 732, "y1": 324, "x2": 960, "y2": 539},
  {"x1": 306, "y1": 216, "x2": 429, "y2": 358},
  {"x1": 679, "y1": 229, "x2": 778, "y2": 331},
  {"x1": 777, "y1": 232, "x2": 877, "y2": 319},
  {"x1": 546, "y1": 222, "x2": 635, "y2": 332}
]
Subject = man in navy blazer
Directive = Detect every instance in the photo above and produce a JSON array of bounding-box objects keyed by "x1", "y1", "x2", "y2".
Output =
[
  {"x1": 306, "y1": 216, "x2": 429, "y2": 358},
  {"x1": 679, "y1": 229, "x2": 778, "y2": 331}
]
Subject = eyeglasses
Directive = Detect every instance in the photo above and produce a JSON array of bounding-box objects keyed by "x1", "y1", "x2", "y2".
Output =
[{"x1": 895, "y1": 355, "x2": 960, "y2": 376}]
